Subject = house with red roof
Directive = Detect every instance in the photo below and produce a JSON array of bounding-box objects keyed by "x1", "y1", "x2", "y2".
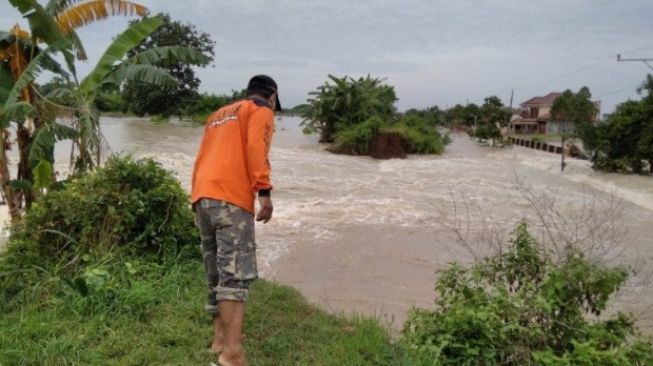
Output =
[{"x1": 509, "y1": 92, "x2": 600, "y2": 135}]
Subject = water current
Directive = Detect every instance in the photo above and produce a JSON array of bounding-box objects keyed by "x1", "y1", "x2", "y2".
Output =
[{"x1": 43, "y1": 116, "x2": 653, "y2": 330}]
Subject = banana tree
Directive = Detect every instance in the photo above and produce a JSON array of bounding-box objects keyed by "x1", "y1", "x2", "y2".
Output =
[
  {"x1": 5, "y1": 16, "x2": 209, "y2": 175},
  {"x1": 1, "y1": 0, "x2": 148, "y2": 218},
  {"x1": 1, "y1": 12, "x2": 209, "y2": 220},
  {"x1": 68, "y1": 16, "x2": 210, "y2": 172},
  {"x1": 0, "y1": 38, "x2": 72, "y2": 220},
  {"x1": 10, "y1": 0, "x2": 148, "y2": 60}
]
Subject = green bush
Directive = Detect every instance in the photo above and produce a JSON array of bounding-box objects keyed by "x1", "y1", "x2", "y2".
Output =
[
  {"x1": 0, "y1": 156, "x2": 197, "y2": 306},
  {"x1": 385, "y1": 115, "x2": 449, "y2": 154},
  {"x1": 332, "y1": 116, "x2": 384, "y2": 155},
  {"x1": 94, "y1": 92, "x2": 127, "y2": 113},
  {"x1": 302, "y1": 75, "x2": 397, "y2": 143},
  {"x1": 471, "y1": 122, "x2": 502, "y2": 142},
  {"x1": 332, "y1": 114, "x2": 449, "y2": 156},
  {"x1": 184, "y1": 92, "x2": 230, "y2": 120},
  {"x1": 592, "y1": 156, "x2": 632, "y2": 174},
  {"x1": 403, "y1": 223, "x2": 653, "y2": 365}
]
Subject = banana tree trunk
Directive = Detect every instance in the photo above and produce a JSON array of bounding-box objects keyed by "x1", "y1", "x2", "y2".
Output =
[
  {"x1": 0, "y1": 130, "x2": 22, "y2": 222},
  {"x1": 16, "y1": 123, "x2": 35, "y2": 208}
]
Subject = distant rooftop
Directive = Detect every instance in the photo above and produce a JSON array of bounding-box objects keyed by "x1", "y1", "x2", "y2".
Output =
[{"x1": 521, "y1": 92, "x2": 563, "y2": 106}]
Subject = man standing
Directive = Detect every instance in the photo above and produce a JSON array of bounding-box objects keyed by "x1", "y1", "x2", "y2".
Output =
[{"x1": 192, "y1": 75, "x2": 280, "y2": 366}]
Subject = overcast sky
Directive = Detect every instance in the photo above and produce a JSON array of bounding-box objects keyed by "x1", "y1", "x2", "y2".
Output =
[{"x1": 2, "y1": 0, "x2": 652, "y2": 112}]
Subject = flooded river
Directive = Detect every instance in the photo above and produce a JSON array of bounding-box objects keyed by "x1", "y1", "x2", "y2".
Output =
[{"x1": 46, "y1": 116, "x2": 653, "y2": 331}]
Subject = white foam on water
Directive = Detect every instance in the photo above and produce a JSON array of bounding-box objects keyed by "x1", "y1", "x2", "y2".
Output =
[{"x1": 508, "y1": 148, "x2": 653, "y2": 212}]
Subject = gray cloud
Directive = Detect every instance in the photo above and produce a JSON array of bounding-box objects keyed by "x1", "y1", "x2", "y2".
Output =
[{"x1": 2, "y1": 0, "x2": 652, "y2": 111}]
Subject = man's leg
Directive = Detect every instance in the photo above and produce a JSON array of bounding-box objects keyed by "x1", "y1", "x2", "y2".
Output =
[
  {"x1": 217, "y1": 301, "x2": 247, "y2": 366},
  {"x1": 215, "y1": 202, "x2": 258, "y2": 366},
  {"x1": 212, "y1": 314, "x2": 226, "y2": 352},
  {"x1": 196, "y1": 200, "x2": 225, "y2": 352}
]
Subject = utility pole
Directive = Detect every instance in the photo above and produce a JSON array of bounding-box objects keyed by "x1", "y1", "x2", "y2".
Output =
[
  {"x1": 509, "y1": 89, "x2": 514, "y2": 111},
  {"x1": 507, "y1": 89, "x2": 514, "y2": 126},
  {"x1": 617, "y1": 54, "x2": 653, "y2": 71}
]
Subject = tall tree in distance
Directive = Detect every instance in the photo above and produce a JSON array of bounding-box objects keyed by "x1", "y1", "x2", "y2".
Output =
[
  {"x1": 122, "y1": 13, "x2": 215, "y2": 118},
  {"x1": 480, "y1": 96, "x2": 510, "y2": 126},
  {"x1": 550, "y1": 87, "x2": 597, "y2": 172}
]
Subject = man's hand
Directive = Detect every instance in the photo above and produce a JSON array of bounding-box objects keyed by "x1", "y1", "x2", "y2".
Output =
[
  {"x1": 193, "y1": 212, "x2": 199, "y2": 227},
  {"x1": 256, "y1": 196, "x2": 273, "y2": 223}
]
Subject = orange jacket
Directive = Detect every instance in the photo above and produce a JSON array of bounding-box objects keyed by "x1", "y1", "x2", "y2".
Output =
[{"x1": 191, "y1": 98, "x2": 275, "y2": 213}]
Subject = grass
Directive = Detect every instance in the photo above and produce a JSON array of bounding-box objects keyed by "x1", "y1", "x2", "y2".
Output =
[{"x1": 0, "y1": 260, "x2": 406, "y2": 366}]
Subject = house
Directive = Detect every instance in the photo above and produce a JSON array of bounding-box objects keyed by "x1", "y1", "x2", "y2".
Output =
[{"x1": 509, "y1": 92, "x2": 601, "y2": 135}]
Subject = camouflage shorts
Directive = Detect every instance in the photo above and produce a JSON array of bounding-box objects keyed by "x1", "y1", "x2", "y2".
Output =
[{"x1": 195, "y1": 198, "x2": 258, "y2": 316}]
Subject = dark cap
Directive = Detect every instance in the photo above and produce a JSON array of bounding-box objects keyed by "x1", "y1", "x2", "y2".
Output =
[{"x1": 247, "y1": 75, "x2": 282, "y2": 111}]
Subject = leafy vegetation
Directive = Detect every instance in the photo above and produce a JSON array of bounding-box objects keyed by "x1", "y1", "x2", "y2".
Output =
[
  {"x1": 0, "y1": 156, "x2": 197, "y2": 305},
  {"x1": 122, "y1": 13, "x2": 215, "y2": 118},
  {"x1": 445, "y1": 102, "x2": 481, "y2": 127},
  {"x1": 463, "y1": 96, "x2": 511, "y2": 146},
  {"x1": 184, "y1": 89, "x2": 247, "y2": 123},
  {"x1": 579, "y1": 75, "x2": 653, "y2": 174},
  {"x1": 1, "y1": 2, "x2": 208, "y2": 222},
  {"x1": 302, "y1": 75, "x2": 397, "y2": 143},
  {"x1": 383, "y1": 114, "x2": 449, "y2": 154},
  {"x1": 469, "y1": 122, "x2": 502, "y2": 143},
  {"x1": 403, "y1": 223, "x2": 653, "y2": 365},
  {"x1": 303, "y1": 75, "x2": 449, "y2": 156}
]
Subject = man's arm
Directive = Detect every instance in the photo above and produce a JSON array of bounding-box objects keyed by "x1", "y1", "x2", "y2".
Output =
[{"x1": 247, "y1": 107, "x2": 275, "y2": 223}]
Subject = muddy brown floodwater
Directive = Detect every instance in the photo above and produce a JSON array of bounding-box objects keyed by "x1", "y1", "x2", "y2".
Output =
[{"x1": 10, "y1": 116, "x2": 653, "y2": 332}]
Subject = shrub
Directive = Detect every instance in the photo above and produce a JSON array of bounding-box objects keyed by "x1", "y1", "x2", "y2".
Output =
[
  {"x1": 471, "y1": 122, "x2": 502, "y2": 142},
  {"x1": 184, "y1": 92, "x2": 230, "y2": 121},
  {"x1": 332, "y1": 115, "x2": 450, "y2": 156},
  {"x1": 403, "y1": 223, "x2": 653, "y2": 365},
  {"x1": 94, "y1": 92, "x2": 127, "y2": 113},
  {"x1": 592, "y1": 156, "x2": 632, "y2": 174},
  {"x1": 385, "y1": 115, "x2": 449, "y2": 154},
  {"x1": 0, "y1": 156, "x2": 198, "y2": 305},
  {"x1": 332, "y1": 116, "x2": 384, "y2": 155}
]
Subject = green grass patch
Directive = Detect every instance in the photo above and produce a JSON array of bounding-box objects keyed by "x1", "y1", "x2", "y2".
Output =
[{"x1": 0, "y1": 261, "x2": 405, "y2": 365}]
